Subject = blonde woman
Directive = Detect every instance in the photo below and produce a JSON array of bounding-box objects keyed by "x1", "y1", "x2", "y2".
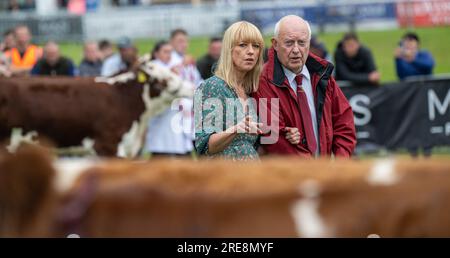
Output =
[{"x1": 194, "y1": 21, "x2": 264, "y2": 160}]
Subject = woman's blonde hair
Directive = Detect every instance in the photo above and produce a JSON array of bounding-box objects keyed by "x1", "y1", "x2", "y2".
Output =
[{"x1": 215, "y1": 21, "x2": 264, "y2": 94}]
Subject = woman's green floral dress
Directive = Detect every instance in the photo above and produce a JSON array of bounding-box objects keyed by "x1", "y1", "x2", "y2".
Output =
[{"x1": 194, "y1": 76, "x2": 259, "y2": 161}]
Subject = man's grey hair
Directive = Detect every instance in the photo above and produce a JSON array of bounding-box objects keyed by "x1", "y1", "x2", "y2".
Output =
[
  {"x1": 84, "y1": 41, "x2": 99, "y2": 48},
  {"x1": 274, "y1": 15, "x2": 312, "y2": 41}
]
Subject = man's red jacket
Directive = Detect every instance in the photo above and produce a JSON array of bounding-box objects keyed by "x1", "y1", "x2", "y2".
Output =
[{"x1": 253, "y1": 48, "x2": 356, "y2": 158}]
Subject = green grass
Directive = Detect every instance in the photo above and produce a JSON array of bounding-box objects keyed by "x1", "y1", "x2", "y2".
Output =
[{"x1": 59, "y1": 26, "x2": 450, "y2": 82}]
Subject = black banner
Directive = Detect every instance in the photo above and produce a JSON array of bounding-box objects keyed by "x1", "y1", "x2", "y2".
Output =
[
  {"x1": 341, "y1": 77, "x2": 450, "y2": 150},
  {"x1": 0, "y1": 238, "x2": 446, "y2": 257}
]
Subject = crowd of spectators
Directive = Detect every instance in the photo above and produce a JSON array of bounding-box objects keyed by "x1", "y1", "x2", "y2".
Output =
[{"x1": 0, "y1": 22, "x2": 437, "y2": 84}]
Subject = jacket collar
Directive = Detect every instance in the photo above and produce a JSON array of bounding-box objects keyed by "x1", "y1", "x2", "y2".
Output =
[{"x1": 282, "y1": 64, "x2": 311, "y2": 83}]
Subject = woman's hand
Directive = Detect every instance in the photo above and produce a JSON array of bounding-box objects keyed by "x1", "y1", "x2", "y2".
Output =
[
  {"x1": 285, "y1": 127, "x2": 300, "y2": 145},
  {"x1": 227, "y1": 115, "x2": 262, "y2": 135},
  {"x1": 208, "y1": 116, "x2": 262, "y2": 154}
]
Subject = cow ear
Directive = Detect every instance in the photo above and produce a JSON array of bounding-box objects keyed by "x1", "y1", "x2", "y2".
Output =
[{"x1": 137, "y1": 71, "x2": 147, "y2": 83}]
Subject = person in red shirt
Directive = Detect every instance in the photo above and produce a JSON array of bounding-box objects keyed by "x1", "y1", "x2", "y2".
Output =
[{"x1": 253, "y1": 15, "x2": 356, "y2": 158}]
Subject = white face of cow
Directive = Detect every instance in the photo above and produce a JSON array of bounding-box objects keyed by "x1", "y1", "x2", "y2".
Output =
[
  {"x1": 290, "y1": 180, "x2": 333, "y2": 238},
  {"x1": 114, "y1": 54, "x2": 195, "y2": 159},
  {"x1": 138, "y1": 54, "x2": 194, "y2": 99},
  {"x1": 95, "y1": 54, "x2": 194, "y2": 100}
]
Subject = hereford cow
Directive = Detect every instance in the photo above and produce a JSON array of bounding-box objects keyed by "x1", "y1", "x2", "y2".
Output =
[
  {"x1": 0, "y1": 56, "x2": 194, "y2": 157},
  {"x1": 1, "y1": 146, "x2": 450, "y2": 237}
]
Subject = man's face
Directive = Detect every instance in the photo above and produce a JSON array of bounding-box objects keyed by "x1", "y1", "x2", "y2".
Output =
[
  {"x1": 100, "y1": 46, "x2": 114, "y2": 60},
  {"x1": 402, "y1": 38, "x2": 419, "y2": 53},
  {"x1": 84, "y1": 43, "x2": 100, "y2": 62},
  {"x1": 209, "y1": 41, "x2": 222, "y2": 60},
  {"x1": 171, "y1": 33, "x2": 188, "y2": 55},
  {"x1": 120, "y1": 47, "x2": 138, "y2": 65},
  {"x1": 44, "y1": 45, "x2": 60, "y2": 66},
  {"x1": 14, "y1": 27, "x2": 31, "y2": 46},
  {"x1": 342, "y1": 39, "x2": 360, "y2": 58},
  {"x1": 273, "y1": 20, "x2": 310, "y2": 74}
]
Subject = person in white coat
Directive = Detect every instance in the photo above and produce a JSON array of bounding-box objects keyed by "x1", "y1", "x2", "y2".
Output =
[{"x1": 144, "y1": 40, "x2": 195, "y2": 157}]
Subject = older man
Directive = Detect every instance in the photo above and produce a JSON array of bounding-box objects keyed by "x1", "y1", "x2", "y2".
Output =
[
  {"x1": 254, "y1": 15, "x2": 356, "y2": 158},
  {"x1": 78, "y1": 41, "x2": 103, "y2": 77},
  {"x1": 31, "y1": 41, "x2": 75, "y2": 76}
]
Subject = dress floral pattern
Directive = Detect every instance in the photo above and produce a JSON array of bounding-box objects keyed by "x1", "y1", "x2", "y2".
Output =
[{"x1": 194, "y1": 76, "x2": 259, "y2": 161}]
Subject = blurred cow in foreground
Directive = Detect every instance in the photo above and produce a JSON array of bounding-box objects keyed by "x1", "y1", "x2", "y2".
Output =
[
  {"x1": 1, "y1": 146, "x2": 450, "y2": 237},
  {"x1": 0, "y1": 55, "x2": 194, "y2": 157}
]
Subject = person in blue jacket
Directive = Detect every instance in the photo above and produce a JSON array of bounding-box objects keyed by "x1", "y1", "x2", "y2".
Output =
[{"x1": 395, "y1": 32, "x2": 434, "y2": 80}]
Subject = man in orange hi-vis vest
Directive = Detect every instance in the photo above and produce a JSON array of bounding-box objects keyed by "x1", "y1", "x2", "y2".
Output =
[{"x1": 4, "y1": 25, "x2": 42, "y2": 76}]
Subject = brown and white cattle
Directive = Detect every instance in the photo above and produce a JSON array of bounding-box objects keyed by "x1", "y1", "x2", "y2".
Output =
[
  {"x1": 0, "y1": 57, "x2": 194, "y2": 157},
  {"x1": 1, "y1": 146, "x2": 450, "y2": 237}
]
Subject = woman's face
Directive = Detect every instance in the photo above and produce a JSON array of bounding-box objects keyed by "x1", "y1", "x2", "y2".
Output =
[
  {"x1": 4, "y1": 34, "x2": 15, "y2": 49},
  {"x1": 155, "y1": 44, "x2": 173, "y2": 64},
  {"x1": 232, "y1": 41, "x2": 260, "y2": 73}
]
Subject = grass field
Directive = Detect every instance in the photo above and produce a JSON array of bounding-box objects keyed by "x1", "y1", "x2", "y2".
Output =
[{"x1": 60, "y1": 26, "x2": 450, "y2": 82}]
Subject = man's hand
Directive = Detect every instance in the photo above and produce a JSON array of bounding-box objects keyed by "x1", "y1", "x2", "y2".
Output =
[
  {"x1": 183, "y1": 55, "x2": 196, "y2": 66},
  {"x1": 368, "y1": 71, "x2": 380, "y2": 84},
  {"x1": 394, "y1": 47, "x2": 403, "y2": 58},
  {"x1": 395, "y1": 47, "x2": 416, "y2": 62},
  {"x1": 285, "y1": 127, "x2": 300, "y2": 145},
  {"x1": 171, "y1": 64, "x2": 182, "y2": 75}
]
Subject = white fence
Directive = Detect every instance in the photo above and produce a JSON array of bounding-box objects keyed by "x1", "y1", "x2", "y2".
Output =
[{"x1": 83, "y1": 5, "x2": 239, "y2": 40}]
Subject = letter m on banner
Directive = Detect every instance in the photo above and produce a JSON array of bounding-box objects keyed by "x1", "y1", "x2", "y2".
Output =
[{"x1": 428, "y1": 89, "x2": 450, "y2": 121}]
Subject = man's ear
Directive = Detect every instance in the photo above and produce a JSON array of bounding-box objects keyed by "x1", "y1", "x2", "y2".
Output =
[{"x1": 271, "y1": 38, "x2": 277, "y2": 50}]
